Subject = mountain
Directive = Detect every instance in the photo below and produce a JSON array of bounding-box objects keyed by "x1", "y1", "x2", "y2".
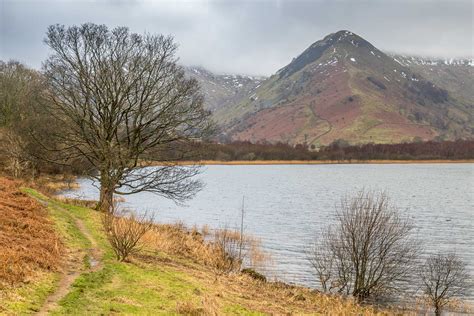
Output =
[
  {"x1": 184, "y1": 66, "x2": 265, "y2": 113},
  {"x1": 211, "y1": 31, "x2": 473, "y2": 146}
]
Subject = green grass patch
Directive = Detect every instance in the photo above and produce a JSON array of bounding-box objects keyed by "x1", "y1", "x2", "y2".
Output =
[
  {"x1": 53, "y1": 262, "x2": 204, "y2": 315},
  {"x1": 0, "y1": 272, "x2": 59, "y2": 315}
]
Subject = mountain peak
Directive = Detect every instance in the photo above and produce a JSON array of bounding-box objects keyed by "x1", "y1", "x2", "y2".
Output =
[
  {"x1": 277, "y1": 30, "x2": 376, "y2": 78},
  {"x1": 323, "y1": 30, "x2": 369, "y2": 46},
  {"x1": 325, "y1": 30, "x2": 356, "y2": 40}
]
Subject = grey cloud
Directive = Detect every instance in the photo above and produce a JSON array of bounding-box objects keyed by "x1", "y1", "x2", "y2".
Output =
[{"x1": 0, "y1": 0, "x2": 472, "y2": 76}]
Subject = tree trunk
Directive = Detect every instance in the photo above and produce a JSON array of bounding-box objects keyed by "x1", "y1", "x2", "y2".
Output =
[
  {"x1": 435, "y1": 304, "x2": 441, "y2": 316},
  {"x1": 98, "y1": 179, "x2": 114, "y2": 213}
]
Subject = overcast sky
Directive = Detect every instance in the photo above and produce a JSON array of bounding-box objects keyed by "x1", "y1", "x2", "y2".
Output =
[{"x1": 1, "y1": 0, "x2": 472, "y2": 76}]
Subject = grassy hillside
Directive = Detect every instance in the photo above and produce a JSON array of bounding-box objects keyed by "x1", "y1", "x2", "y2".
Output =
[{"x1": 0, "y1": 178, "x2": 390, "y2": 315}]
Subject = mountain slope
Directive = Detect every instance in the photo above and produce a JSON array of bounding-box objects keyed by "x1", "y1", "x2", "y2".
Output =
[
  {"x1": 389, "y1": 55, "x2": 474, "y2": 105},
  {"x1": 215, "y1": 31, "x2": 473, "y2": 145},
  {"x1": 184, "y1": 66, "x2": 265, "y2": 112}
]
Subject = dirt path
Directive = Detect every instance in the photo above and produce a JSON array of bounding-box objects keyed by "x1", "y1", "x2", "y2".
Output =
[
  {"x1": 306, "y1": 103, "x2": 333, "y2": 145},
  {"x1": 35, "y1": 200, "x2": 103, "y2": 315}
]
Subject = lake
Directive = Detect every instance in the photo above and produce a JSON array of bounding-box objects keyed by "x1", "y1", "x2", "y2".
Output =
[{"x1": 65, "y1": 163, "x2": 474, "y2": 299}]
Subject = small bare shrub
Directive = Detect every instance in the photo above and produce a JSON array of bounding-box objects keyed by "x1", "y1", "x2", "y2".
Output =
[
  {"x1": 419, "y1": 253, "x2": 471, "y2": 316},
  {"x1": 102, "y1": 207, "x2": 154, "y2": 262}
]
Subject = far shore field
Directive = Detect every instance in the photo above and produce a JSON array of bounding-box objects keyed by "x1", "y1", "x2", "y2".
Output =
[{"x1": 150, "y1": 159, "x2": 474, "y2": 166}]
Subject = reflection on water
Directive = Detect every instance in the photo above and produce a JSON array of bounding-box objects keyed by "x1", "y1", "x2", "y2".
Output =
[{"x1": 65, "y1": 163, "x2": 474, "y2": 300}]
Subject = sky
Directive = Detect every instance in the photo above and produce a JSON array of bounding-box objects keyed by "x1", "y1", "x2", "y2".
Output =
[{"x1": 1, "y1": 0, "x2": 473, "y2": 76}]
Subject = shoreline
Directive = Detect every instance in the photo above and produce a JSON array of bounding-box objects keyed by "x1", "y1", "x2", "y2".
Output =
[{"x1": 154, "y1": 159, "x2": 474, "y2": 166}]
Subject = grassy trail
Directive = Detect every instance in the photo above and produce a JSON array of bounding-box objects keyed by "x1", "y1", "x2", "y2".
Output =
[{"x1": 32, "y1": 195, "x2": 103, "y2": 315}]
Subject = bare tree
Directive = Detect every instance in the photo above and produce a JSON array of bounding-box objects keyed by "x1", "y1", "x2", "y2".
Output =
[
  {"x1": 419, "y1": 253, "x2": 471, "y2": 316},
  {"x1": 0, "y1": 60, "x2": 39, "y2": 127},
  {"x1": 0, "y1": 60, "x2": 51, "y2": 177},
  {"x1": 42, "y1": 23, "x2": 213, "y2": 211},
  {"x1": 308, "y1": 190, "x2": 419, "y2": 302},
  {"x1": 0, "y1": 130, "x2": 29, "y2": 177}
]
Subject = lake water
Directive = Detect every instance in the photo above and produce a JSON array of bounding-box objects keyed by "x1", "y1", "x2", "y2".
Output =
[{"x1": 65, "y1": 163, "x2": 474, "y2": 300}]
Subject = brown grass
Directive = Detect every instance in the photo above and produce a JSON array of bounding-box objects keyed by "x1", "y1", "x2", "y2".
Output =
[
  {"x1": 142, "y1": 222, "x2": 268, "y2": 275},
  {"x1": 142, "y1": 222, "x2": 212, "y2": 262},
  {"x1": 25, "y1": 174, "x2": 79, "y2": 196},
  {"x1": 0, "y1": 178, "x2": 63, "y2": 288},
  {"x1": 54, "y1": 196, "x2": 98, "y2": 209}
]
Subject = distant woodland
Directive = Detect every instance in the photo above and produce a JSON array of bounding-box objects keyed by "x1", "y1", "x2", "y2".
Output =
[{"x1": 191, "y1": 139, "x2": 474, "y2": 161}]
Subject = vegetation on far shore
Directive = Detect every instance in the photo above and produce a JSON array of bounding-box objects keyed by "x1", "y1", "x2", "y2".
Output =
[
  {"x1": 150, "y1": 159, "x2": 474, "y2": 166},
  {"x1": 188, "y1": 139, "x2": 474, "y2": 162}
]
